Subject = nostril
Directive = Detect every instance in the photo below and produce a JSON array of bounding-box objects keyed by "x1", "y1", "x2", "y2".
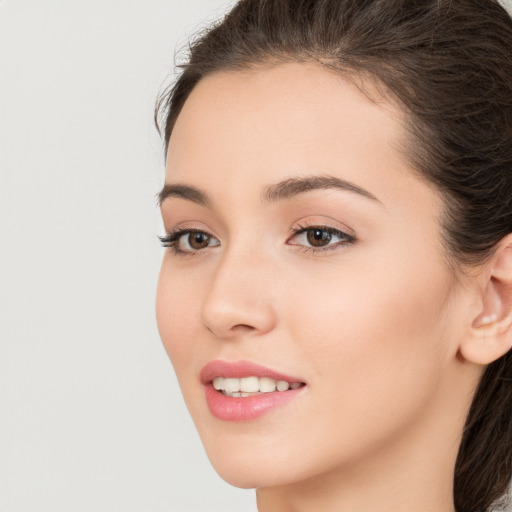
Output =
[
  {"x1": 205, "y1": 323, "x2": 255, "y2": 337},
  {"x1": 232, "y1": 324, "x2": 256, "y2": 334}
]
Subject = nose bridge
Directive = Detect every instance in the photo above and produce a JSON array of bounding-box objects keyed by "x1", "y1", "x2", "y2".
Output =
[{"x1": 201, "y1": 239, "x2": 276, "y2": 338}]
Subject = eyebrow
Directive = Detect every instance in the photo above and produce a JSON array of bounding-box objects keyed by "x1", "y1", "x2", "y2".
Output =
[
  {"x1": 158, "y1": 184, "x2": 210, "y2": 207},
  {"x1": 263, "y1": 175, "x2": 381, "y2": 204},
  {"x1": 158, "y1": 175, "x2": 381, "y2": 206}
]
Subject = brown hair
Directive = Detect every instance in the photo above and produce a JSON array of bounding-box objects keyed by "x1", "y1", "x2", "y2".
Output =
[{"x1": 155, "y1": 1, "x2": 512, "y2": 510}]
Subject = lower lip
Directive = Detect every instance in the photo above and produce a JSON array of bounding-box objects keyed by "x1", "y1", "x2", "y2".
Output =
[{"x1": 204, "y1": 384, "x2": 305, "y2": 421}]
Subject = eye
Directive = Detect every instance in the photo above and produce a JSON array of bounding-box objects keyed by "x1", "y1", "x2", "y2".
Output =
[
  {"x1": 159, "y1": 229, "x2": 220, "y2": 255},
  {"x1": 288, "y1": 225, "x2": 356, "y2": 251}
]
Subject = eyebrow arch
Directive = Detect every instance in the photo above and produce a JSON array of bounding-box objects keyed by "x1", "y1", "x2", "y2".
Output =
[
  {"x1": 158, "y1": 184, "x2": 210, "y2": 207},
  {"x1": 158, "y1": 174, "x2": 381, "y2": 207},
  {"x1": 263, "y1": 175, "x2": 381, "y2": 204}
]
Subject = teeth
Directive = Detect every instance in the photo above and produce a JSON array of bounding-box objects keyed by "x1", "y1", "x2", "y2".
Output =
[
  {"x1": 211, "y1": 376, "x2": 303, "y2": 395},
  {"x1": 259, "y1": 377, "x2": 276, "y2": 393},
  {"x1": 223, "y1": 378, "x2": 240, "y2": 393},
  {"x1": 240, "y1": 376, "x2": 259, "y2": 392},
  {"x1": 213, "y1": 377, "x2": 224, "y2": 390},
  {"x1": 276, "y1": 380, "x2": 290, "y2": 392}
]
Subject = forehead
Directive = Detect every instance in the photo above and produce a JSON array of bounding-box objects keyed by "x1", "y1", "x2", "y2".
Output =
[{"x1": 165, "y1": 62, "x2": 413, "y2": 201}]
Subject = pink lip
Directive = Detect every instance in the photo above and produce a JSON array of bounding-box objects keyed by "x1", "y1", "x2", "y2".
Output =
[
  {"x1": 200, "y1": 360, "x2": 306, "y2": 422},
  {"x1": 200, "y1": 359, "x2": 304, "y2": 384}
]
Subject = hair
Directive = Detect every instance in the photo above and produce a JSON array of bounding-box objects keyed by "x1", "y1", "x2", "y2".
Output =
[{"x1": 155, "y1": 1, "x2": 512, "y2": 510}]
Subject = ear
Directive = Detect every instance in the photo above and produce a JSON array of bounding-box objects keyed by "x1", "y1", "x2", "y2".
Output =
[{"x1": 459, "y1": 234, "x2": 512, "y2": 365}]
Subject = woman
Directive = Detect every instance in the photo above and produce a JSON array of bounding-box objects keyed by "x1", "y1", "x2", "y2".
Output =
[{"x1": 155, "y1": 1, "x2": 512, "y2": 510}]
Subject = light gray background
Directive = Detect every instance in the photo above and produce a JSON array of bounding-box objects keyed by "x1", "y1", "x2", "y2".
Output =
[
  {"x1": 0, "y1": 1, "x2": 255, "y2": 511},
  {"x1": 1, "y1": 1, "x2": 511, "y2": 511}
]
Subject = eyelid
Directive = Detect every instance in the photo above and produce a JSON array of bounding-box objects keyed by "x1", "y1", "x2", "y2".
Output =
[
  {"x1": 286, "y1": 220, "x2": 357, "y2": 253},
  {"x1": 160, "y1": 221, "x2": 215, "y2": 241},
  {"x1": 288, "y1": 216, "x2": 356, "y2": 238},
  {"x1": 159, "y1": 223, "x2": 220, "y2": 255},
  {"x1": 159, "y1": 218, "x2": 357, "y2": 255}
]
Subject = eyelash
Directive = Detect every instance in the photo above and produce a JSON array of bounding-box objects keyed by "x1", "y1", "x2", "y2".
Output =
[
  {"x1": 158, "y1": 228, "x2": 216, "y2": 257},
  {"x1": 289, "y1": 224, "x2": 357, "y2": 253},
  {"x1": 159, "y1": 225, "x2": 357, "y2": 256}
]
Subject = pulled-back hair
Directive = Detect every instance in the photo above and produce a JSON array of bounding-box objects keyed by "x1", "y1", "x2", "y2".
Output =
[{"x1": 155, "y1": 1, "x2": 512, "y2": 510}]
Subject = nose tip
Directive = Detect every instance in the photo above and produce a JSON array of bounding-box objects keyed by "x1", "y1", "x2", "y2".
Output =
[
  {"x1": 202, "y1": 296, "x2": 276, "y2": 339},
  {"x1": 201, "y1": 259, "x2": 277, "y2": 339}
]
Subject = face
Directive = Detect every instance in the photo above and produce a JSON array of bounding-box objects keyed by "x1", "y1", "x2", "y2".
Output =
[{"x1": 156, "y1": 63, "x2": 469, "y2": 490}]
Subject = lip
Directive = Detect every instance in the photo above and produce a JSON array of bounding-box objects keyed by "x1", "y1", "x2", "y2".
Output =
[
  {"x1": 200, "y1": 359, "x2": 306, "y2": 422},
  {"x1": 200, "y1": 359, "x2": 304, "y2": 384}
]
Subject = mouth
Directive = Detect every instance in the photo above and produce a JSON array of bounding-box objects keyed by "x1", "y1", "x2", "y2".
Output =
[
  {"x1": 212, "y1": 376, "x2": 305, "y2": 397},
  {"x1": 200, "y1": 360, "x2": 307, "y2": 421}
]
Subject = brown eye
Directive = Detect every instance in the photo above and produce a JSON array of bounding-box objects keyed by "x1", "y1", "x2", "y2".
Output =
[
  {"x1": 159, "y1": 229, "x2": 220, "y2": 254},
  {"x1": 306, "y1": 228, "x2": 332, "y2": 247},
  {"x1": 188, "y1": 232, "x2": 212, "y2": 250},
  {"x1": 287, "y1": 225, "x2": 356, "y2": 252}
]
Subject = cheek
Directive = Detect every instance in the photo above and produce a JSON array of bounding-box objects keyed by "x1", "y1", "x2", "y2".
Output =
[
  {"x1": 285, "y1": 256, "x2": 453, "y2": 451},
  {"x1": 155, "y1": 259, "x2": 203, "y2": 382},
  {"x1": 290, "y1": 254, "x2": 451, "y2": 355}
]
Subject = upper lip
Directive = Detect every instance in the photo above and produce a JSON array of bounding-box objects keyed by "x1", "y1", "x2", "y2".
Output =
[{"x1": 200, "y1": 359, "x2": 305, "y2": 385}]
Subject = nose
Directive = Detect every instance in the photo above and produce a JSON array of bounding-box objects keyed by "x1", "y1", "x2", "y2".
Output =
[{"x1": 201, "y1": 247, "x2": 277, "y2": 339}]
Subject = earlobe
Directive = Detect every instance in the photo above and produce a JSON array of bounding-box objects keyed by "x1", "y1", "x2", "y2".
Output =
[{"x1": 460, "y1": 237, "x2": 512, "y2": 366}]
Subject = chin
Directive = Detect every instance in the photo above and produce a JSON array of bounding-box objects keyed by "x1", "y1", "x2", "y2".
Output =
[
  {"x1": 200, "y1": 435, "x2": 281, "y2": 487},
  {"x1": 198, "y1": 428, "x2": 329, "y2": 490},
  {"x1": 208, "y1": 453, "x2": 300, "y2": 489}
]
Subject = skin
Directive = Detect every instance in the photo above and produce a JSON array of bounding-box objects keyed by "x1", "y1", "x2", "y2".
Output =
[{"x1": 156, "y1": 62, "x2": 490, "y2": 512}]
